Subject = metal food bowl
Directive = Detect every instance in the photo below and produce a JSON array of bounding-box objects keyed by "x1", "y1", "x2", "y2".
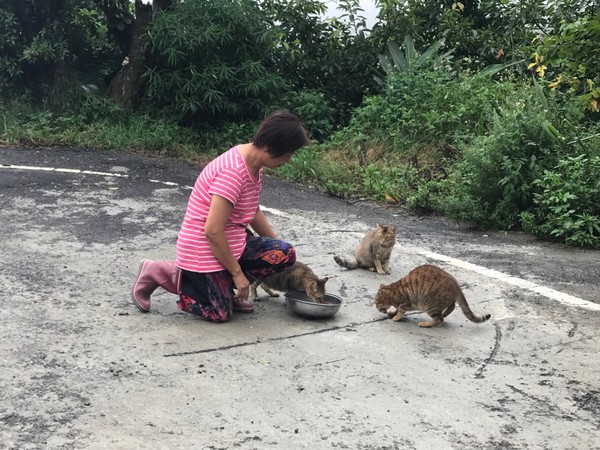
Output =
[{"x1": 284, "y1": 291, "x2": 342, "y2": 319}]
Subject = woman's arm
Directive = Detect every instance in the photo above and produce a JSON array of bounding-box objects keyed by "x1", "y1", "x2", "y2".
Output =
[
  {"x1": 250, "y1": 206, "x2": 277, "y2": 238},
  {"x1": 204, "y1": 194, "x2": 250, "y2": 301}
]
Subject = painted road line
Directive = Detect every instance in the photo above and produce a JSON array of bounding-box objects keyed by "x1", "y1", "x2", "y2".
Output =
[
  {"x1": 2, "y1": 164, "x2": 54, "y2": 171},
  {"x1": 1, "y1": 164, "x2": 129, "y2": 178},
  {"x1": 260, "y1": 206, "x2": 291, "y2": 217},
  {"x1": 149, "y1": 179, "x2": 192, "y2": 189}
]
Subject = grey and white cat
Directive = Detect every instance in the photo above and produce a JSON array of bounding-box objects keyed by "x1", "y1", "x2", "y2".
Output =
[{"x1": 251, "y1": 261, "x2": 329, "y2": 303}]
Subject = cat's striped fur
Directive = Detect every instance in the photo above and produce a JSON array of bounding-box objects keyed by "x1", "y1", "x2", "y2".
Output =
[{"x1": 374, "y1": 264, "x2": 491, "y2": 327}]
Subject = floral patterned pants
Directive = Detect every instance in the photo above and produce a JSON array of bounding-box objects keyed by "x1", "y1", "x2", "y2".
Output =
[{"x1": 177, "y1": 235, "x2": 296, "y2": 322}]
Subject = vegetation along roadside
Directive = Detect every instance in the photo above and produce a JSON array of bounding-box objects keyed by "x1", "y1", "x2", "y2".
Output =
[{"x1": 1, "y1": 0, "x2": 598, "y2": 247}]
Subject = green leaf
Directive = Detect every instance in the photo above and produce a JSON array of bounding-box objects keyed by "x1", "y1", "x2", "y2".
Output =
[
  {"x1": 532, "y1": 76, "x2": 548, "y2": 110},
  {"x1": 403, "y1": 35, "x2": 416, "y2": 67},
  {"x1": 416, "y1": 38, "x2": 444, "y2": 66},
  {"x1": 479, "y1": 59, "x2": 526, "y2": 77},
  {"x1": 386, "y1": 41, "x2": 407, "y2": 72},
  {"x1": 542, "y1": 121, "x2": 562, "y2": 144}
]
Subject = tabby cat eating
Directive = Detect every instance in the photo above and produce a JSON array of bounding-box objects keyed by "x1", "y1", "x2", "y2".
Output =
[
  {"x1": 334, "y1": 224, "x2": 396, "y2": 275},
  {"x1": 374, "y1": 264, "x2": 491, "y2": 327}
]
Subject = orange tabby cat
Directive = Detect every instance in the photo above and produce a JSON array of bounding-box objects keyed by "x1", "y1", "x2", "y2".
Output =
[
  {"x1": 251, "y1": 261, "x2": 329, "y2": 303},
  {"x1": 374, "y1": 264, "x2": 491, "y2": 327},
  {"x1": 334, "y1": 224, "x2": 396, "y2": 275}
]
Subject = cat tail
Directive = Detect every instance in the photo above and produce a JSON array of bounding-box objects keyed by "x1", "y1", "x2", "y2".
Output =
[
  {"x1": 456, "y1": 292, "x2": 491, "y2": 323},
  {"x1": 334, "y1": 255, "x2": 359, "y2": 270}
]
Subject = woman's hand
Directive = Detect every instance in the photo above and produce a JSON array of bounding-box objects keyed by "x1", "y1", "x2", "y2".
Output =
[{"x1": 232, "y1": 272, "x2": 251, "y2": 302}]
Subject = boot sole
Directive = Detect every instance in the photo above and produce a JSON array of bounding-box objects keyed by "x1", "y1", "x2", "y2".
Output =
[
  {"x1": 132, "y1": 260, "x2": 151, "y2": 312},
  {"x1": 232, "y1": 300, "x2": 254, "y2": 313}
]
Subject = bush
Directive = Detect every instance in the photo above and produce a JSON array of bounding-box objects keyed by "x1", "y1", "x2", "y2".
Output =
[
  {"x1": 440, "y1": 82, "x2": 567, "y2": 229},
  {"x1": 146, "y1": 0, "x2": 287, "y2": 122},
  {"x1": 334, "y1": 68, "x2": 510, "y2": 153},
  {"x1": 280, "y1": 90, "x2": 334, "y2": 143},
  {"x1": 274, "y1": 145, "x2": 325, "y2": 185},
  {"x1": 521, "y1": 154, "x2": 600, "y2": 247}
]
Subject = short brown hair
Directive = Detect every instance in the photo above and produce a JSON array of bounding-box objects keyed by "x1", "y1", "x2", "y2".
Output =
[{"x1": 253, "y1": 109, "x2": 311, "y2": 157}]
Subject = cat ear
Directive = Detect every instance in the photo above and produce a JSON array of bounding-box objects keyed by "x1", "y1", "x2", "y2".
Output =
[{"x1": 321, "y1": 277, "x2": 329, "y2": 284}]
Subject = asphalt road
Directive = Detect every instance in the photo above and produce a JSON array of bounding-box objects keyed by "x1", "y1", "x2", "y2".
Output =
[{"x1": 1, "y1": 146, "x2": 599, "y2": 450}]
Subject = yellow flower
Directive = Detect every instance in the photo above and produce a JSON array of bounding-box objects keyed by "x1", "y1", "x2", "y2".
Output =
[
  {"x1": 548, "y1": 76, "x2": 562, "y2": 90},
  {"x1": 528, "y1": 53, "x2": 547, "y2": 78},
  {"x1": 535, "y1": 64, "x2": 547, "y2": 77},
  {"x1": 590, "y1": 99, "x2": 599, "y2": 113},
  {"x1": 384, "y1": 192, "x2": 398, "y2": 203}
]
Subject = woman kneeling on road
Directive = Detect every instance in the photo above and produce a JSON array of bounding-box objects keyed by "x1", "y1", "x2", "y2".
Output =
[{"x1": 131, "y1": 109, "x2": 311, "y2": 322}]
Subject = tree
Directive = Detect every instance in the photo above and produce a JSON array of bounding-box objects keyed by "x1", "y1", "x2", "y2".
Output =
[
  {"x1": 143, "y1": 0, "x2": 288, "y2": 122},
  {"x1": 100, "y1": 0, "x2": 175, "y2": 109},
  {"x1": 368, "y1": 0, "x2": 596, "y2": 72},
  {"x1": 260, "y1": 0, "x2": 380, "y2": 127},
  {"x1": 104, "y1": 0, "x2": 151, "y2": 108},
  {"x1": 535, "y1": 12, "x2": 600, "y2": 115},
  {"x1": 0, "y1": 0, "x2": 118, "y2": 101}
]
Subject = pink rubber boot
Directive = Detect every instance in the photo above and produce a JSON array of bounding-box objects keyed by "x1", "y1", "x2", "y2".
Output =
[{"x1": 131, "y1": 260, "x2": 180, "y2": 312}]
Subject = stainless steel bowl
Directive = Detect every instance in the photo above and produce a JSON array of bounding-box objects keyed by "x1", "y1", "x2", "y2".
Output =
[{"x1": 284, "y1": 291, "x2": 342, "y2": 319}]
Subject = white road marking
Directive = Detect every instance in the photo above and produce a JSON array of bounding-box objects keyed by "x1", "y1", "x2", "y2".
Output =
[
  {"x1": 3, "y1": 164, "x2": 54, "y2": 171},
  {"x1": 2, "y1": 163, "x2": 598, "y2": 311},
  {"x1": 150, "y1": 179, "x2": 190, "y2": 188},
  {"x1": 1, "y1": 164, "x2": 129, "y2": 178},
  {"x1": 260, "y1": 206, "x2": 290, "y2": 217}
]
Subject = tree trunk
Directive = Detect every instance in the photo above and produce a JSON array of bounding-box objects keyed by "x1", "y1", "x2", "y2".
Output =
[{"x1": 106, "y1": 0, "x2": 152, "y2": 109}]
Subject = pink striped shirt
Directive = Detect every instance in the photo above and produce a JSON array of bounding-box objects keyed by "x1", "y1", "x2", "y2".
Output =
[{"x1": 176, "y1": 146, "x2": 262, "y2": 272}]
